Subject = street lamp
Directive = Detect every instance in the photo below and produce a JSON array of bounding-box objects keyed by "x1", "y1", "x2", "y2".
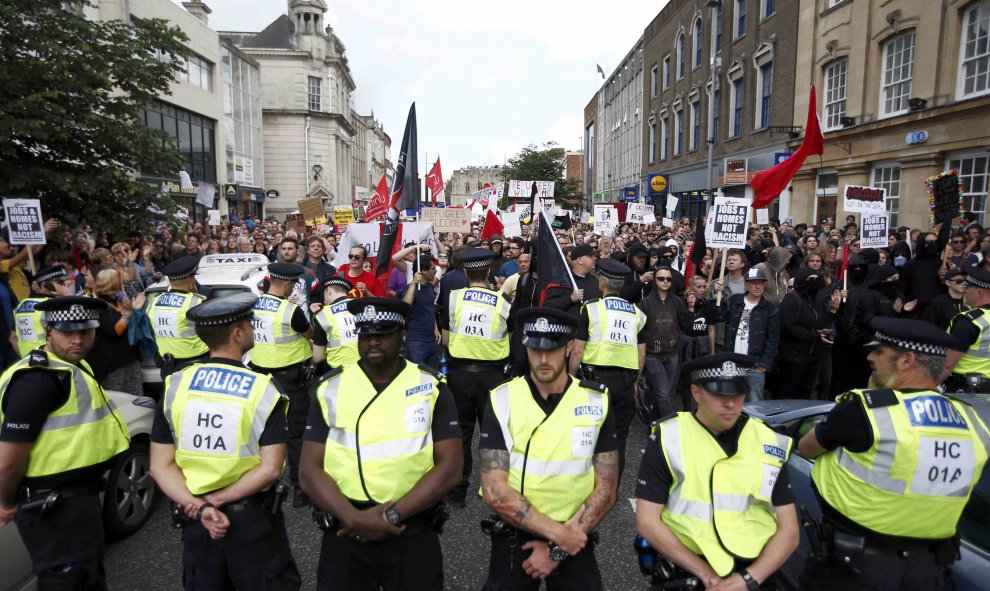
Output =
[{"x1": 705, "y1": 0, "x2": 722, "y2": 210}]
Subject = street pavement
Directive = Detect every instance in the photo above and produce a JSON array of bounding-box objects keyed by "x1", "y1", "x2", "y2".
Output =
[{"x1": 105, "y1": 423, "x2": 651, "y2": 590}]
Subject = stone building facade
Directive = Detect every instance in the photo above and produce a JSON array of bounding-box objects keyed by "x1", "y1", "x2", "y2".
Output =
[{"x1": 447, "y1": 165, "x2": 504, "y2": 207}]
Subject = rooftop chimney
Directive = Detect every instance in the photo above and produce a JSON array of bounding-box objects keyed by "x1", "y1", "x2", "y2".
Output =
[{"x1": 183, "y1": 1, "x2": 211, "y2": 25}]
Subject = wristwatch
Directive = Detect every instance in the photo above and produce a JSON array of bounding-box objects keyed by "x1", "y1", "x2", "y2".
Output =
[
  {"x1": 547, "y1": 541, "x2": 569, "y2": 562},
  {"x1": 384, "y1": 505, "x2": 401, "y2": 526},
  {"x1": 739, "y1": 569, "x2": 760, "y2": 591}
]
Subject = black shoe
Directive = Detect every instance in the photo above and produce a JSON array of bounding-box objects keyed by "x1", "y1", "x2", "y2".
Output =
[
  {"x1": 293, "y1": 486, "x2": 312, "y2": 508},
  {"x1": 444, "y1": 492, "x2": 466, "y2": 509}
]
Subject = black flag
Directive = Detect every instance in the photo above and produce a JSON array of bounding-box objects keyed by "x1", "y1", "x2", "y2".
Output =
[
  {"x1": 552, "y1": 214, "x2": 571, "y2": 231},
  {"x1": 535, "y1": 209, "x2": 577, "y2": 304},
  {"x1": 376, "y1": 103, "x2": 419, "y2": 277}
]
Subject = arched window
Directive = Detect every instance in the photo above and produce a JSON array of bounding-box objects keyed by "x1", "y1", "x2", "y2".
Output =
[
  {"x1": 693, "y1": 17, "x2": 704, "y2": 69},
  {"x1": 677, "y1": 32, "x2": 686, "y2": 79}
]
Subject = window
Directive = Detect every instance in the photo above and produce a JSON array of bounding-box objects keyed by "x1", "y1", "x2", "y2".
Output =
[
  {"x1": 674, "y1": 108, "x2": 684, "y2": 156},
  {"x1": 651, "y1": 65, "x2": 659, "y2": 98},
  {"x1": 761, "y1": 0, "x2": 775, "y2": 19},
  {"x1": 735, "y1": 0, "x2": 747, "y2": 38},
  {"x1": 183, "y1": 55, "x2": 212, "y2": 91},
  {"x1": 649, "y1": 121, "x2": 658, "y2": 163},
  {"x1": 677, "y1": 32, "x2": 686, "y2": 79},
  {"x1": 948, "y1": 153, "x2": 990, "y2": 226},
  {"x1": 827, "y1": 0, "x2": 846, "y2": 7},
  {"x1": 757, "y1": 62, "x2": 773, "y2": 129},
  {"x1": 960, "y1": 1, "x2": 990, "y2": 98},
  {"x1": 730, "y1": 77, "x2": 744, "y2": 138},
  {"x1": 824, "y1": 58, "x2": 848, "y2": 130},
  {"x1": 308, "y1": 76, "x2": 322, "y2": 111},
  {"x1": 872, "y1": 164, "x2": 901, "y2": 228},
  {"x1": 693, "y1": 18, "x2": 704, "y2": 69},
  {"x1": 690, "y1": 100, "x2": 700, "y2": 150},
  {"x1": 143, "y1": 101, "x2": 216, "y2": 183},
  {"x1": 880, "y1": 30, "x2": 915, "y2": 117},
  {"x1": 713, "y1": 88, "x2": 720, "y2": 144},
  {"x1": 661, "y1": 116, "x2": 669, "y2": 160},
  {"x1": 715, "y1": 3, "x2": 723, "y2": 52},
  {"x1": 663, "y1": 55, "x2": 671, "y2": 89}
]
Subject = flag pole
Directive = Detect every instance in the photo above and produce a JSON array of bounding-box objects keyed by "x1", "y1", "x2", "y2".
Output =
[{"x1": 715, "y1": 249, "x2": 728, "y2": 306}]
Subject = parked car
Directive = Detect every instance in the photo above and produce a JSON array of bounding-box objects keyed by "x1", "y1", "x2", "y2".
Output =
[
  {"x1": 744, "y1": 397, "x2": 990, "y2": 591},
  {"x1": 0, "y1": 389, "x2": 157, "y2": 591}
]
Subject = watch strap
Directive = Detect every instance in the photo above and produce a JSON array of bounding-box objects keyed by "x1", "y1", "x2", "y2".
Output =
[
  {"x1": 740, "y1": 569, "x2": 760, "y2": 591},
  {"x1": 195, "y1": 502, "x2": 216, "y2": 520}
]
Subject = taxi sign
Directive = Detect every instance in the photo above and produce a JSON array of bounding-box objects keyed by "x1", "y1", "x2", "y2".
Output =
[{"x1": 200, "y1": 254, "x2": 269, "y2": 267}]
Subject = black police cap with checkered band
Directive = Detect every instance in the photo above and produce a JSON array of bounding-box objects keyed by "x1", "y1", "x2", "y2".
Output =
[
  {"x1": 323, "y1": 276, "x2": 353, "y2": 291},
  {"x1": 267, "y1": 263, "x2": 305, "y2": 282},
  {"x1": 965, "y1": 266, "x2": 990, "y2": 290},
  {"x1": 346, "y1": 297, "x2": 411, "y2": 335},
  {"x1": 865, "y1": 317, "x2": 956, "y2": 357},
  {"x1": 36, "y1": 296, "x2": 108, "y2": 331},
  {"x1": 460, "y1": 247, "x2": 496, "y2": 269},
  {"x1": 162, "y1": 256, "x2": 199, "y2": 280},
  {"x1": 186, "y1": 293, "x2": 258, "y2": 327},
  {"x1": 33, "y1": 265, "x2": 69, "y2": 285},
  {"x1": 596, "y1": 258, "x2": 630, "y2": 280},
  {"x1": 517, "y1": 307, "x2": 578, "y2": 350},
  {"x1": 681, "y1": 352, "x2": 756, "y2": 396}
]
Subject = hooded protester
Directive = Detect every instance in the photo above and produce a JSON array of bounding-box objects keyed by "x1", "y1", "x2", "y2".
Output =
[
  {"x1": 653, "y1": 246, "x2": 686, "y2": 294},
  {"x1": 620, "y1": 242, "x2": 655, "y2": 303},
  {"x1": 923, "y1": 268, "x2": 969, "y2": 330},
  {"x1": 890, "y1": 240, "x2": 912, "y2": 269},
  {"x1": 899, "y1": 231, "x2": 947, "y2": 317},
  {"x1": 771, "y1": 267, "x2": 840, "y2": 399},
  {"x1": 754, "y1": 246, "x2": 792, "y2": 305}
]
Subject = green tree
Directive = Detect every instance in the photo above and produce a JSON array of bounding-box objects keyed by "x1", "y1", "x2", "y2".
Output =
[
  {"x1": 499, "y1": 142, "x2": 583, "y2": 211},
  {"x1": 0, "y1": 0, "x2": 190, "y2": 233}
]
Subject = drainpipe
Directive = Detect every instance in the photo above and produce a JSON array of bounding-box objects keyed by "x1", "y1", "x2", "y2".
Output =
[{"x1": 304, "y1": 115, "x2": 311, "y2": 196}]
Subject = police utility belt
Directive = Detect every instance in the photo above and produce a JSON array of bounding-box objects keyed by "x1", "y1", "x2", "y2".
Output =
[
  {"x1": 480, "y1": 513, "x2": 600, "y2": 546},
  {"x1": 312, "y1": 501, "x2": 450, "y2": 537},
  {"x1": 19, "y1": 480, "x2": 102, "y2": 515},
  {"x1": 160, "y1": 352, "x2": 209, "y2": 372},
  {"x1": 804, "y1": 516, "x2": 957, "y2": 574},
  {"x1": 945, "y1": 373, "x2": 990, "y2": 395},
  {"x1": 580, "y1": 364, "x2": 635, "y2": 381},
  {"x1": 170, "y1": 481, "x2": 287, "y2": 529}
]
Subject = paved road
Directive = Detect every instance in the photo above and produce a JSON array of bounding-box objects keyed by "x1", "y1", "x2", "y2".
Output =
[{"x1": 105, "y1": 423, "x2": 652, "y2": 590}]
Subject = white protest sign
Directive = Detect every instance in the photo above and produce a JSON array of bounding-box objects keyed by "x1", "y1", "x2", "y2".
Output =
[
  {"x1": 643, "y1": 213, "x2": 657, "y2": 224},
  {"x1": 756, "y1": 209, "x2": 770, "y2": 225},
  {"x1": 626, "y1": 203, "x2": 648, "y2": 224},
  {"x1": 405, "y1": 221, "x2": 440, "y2": 261},
  {"x1": 708, "y1": 197, "x2": 752, "y2": 249},
  {"x1": 593, "y1": 205, "x2": 618, "y2": 234},
  {"x1": 662, "y1": 217, "x2": 675, "y2": 227},
  {"x1": 196, "y1": 181, "x2": 215, "y2": 208},
  {"x1": 666, "y1": 195, "x2": 679, "y2": 212},
  {"x1": 502, "y1": 211, "x2": 522, "y2": 237},
  {"x1": 540, "y1": 199, "x2": 556, "y2": 216},
  {"x1": 207, "y1": 210, "x2": 221, "y2": 226},
  {"x1": 332, "y1": 223, "x2": 382, "y2": 269},
  {"x1": 508, "y1": 180, "x2": 555, "y2": 198},
  {"x1": 580, "y1": 212, "x2": 590, "y2": 224},
  {"x1": 843, "y1": 185, "x2": 887, "y2": 213},
  {"x1": 860, "y1": 214, "x2": 889, "y2": 249},
  {"x1": 2, "y1": 199, "x2": 46, "y2": 245},
  {"x1": 704, "y1": 206, "x2": 716, "y2": 242}
]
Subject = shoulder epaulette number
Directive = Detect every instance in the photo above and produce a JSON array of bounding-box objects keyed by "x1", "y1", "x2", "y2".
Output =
[
  {"x1": 860, "y1": 388, "x2": 899, "y2": 408},
  {"x1": 579, "y1": 379, "x2": 607, "y2": 393}
]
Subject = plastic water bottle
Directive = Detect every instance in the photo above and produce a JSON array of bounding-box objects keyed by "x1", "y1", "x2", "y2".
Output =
[
  {"x1": 634, "y1": 534, "x2": 658, "y2": 580},
  {"x1": 438, "y1": 354, "x2": 449, "y2": 377}
]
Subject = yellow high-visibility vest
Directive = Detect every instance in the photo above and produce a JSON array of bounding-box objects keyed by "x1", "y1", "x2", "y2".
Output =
[
  {"x1": 314, "y1": 299, "x2": 358, "y2": 368},
  {"x1": 581, "y1": 297, "x2": 646, "y2": 370},
  {"x1": 13, "y1": 297, "x2": 47, "y2": 357},
  {"x1": 250, "y1": 294, "x2": 312, "y2": 367},
  {"x1": 147, "y1": 290, "x2": 209, "y2": 359},
  {"x1": 447, "y1": 287, "x2": 510, "y2": 361}
]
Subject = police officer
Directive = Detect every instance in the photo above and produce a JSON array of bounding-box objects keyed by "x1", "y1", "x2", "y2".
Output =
[
  {"x1": 636, "y1": 353, "x2": 799, "y2": 591},
  {"x1": 146, "y1": 256, "x2": 209, "y2": 379},
  {"x1": 569, "y1": 258, "x2": 646, "y2": 478},
  {"x1": 943, "y1": 266, "x2": 990, "y2": 391},
  {"x1": 0, "y1": 296, "x2": 131, "y2": 589},
  {"x1": 149, "y1": 293, "x2": 301, "y2": 590},
  {"x1": 312, "y1": 276, "x2": 357, "y2": 374},
  {"x1": 300, "y1": 297, "x2": 462, "y2": 591},
  {"x1": 798, "y1": 317, "x2": 990, "y2": 591},
  {"x1": 439, "y1": 247, "x2": 511, "y2": 507},
  {"x1": 478, "y1": 307, "x2": 620, "y2": 590},
  {"x1": 251, "y1": 263, "x2": 315, "y2": 508},
  {"x1": 13, "y1": 265, "x2": 73, "y2": 357}
]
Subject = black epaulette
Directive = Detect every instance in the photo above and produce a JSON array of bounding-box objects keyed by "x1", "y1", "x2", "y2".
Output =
[
  {"x1": 579, "y1": 379, "x2": 607, "y2": 393},
  {"x1": 28, "y1": 350, "x2": 48, "y2": 367},
  {"x1": 860, "y1": 388, "x2": 899, "y2": 408},
  {"x1": 963, "y1": 308, "x2": 986, "y2": 321},
  {"x1": 318, "y1": 365, "x2": 345, "y2": 383},
  {"x1": 655, "y1": 411, "x2": 678, "y2": 424},
  {"x1": 417, "y1": 363, "x2": 444, "y2": 381},
  {"x1": 487, "y1": 375, "x2": 517, "y2": 392}
]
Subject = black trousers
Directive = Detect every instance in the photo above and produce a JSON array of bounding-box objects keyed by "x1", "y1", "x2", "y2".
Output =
[
  {"x1": 587, "y1": 367, "x2": 636, "y2": 478},
  {"x1": 446, "y1": 364, "x2": 507, "y2": 500},
  {"x1": 799, "y1": 552, "x2": 943, "y2": 591},
  {"x1": 482, "y1": 532, "x2": 602, "y2": 591},
  {"x1": 181, "y1": 503, "x2": 301, "y2": 591},
  {"x1": 15, "y1": 492, "x2": 107, "y2": 591},
  {"x1": 261, "y1": 364, "x2": 309, "y2": 486},
  {"x1": 316, "y1": 527, "x2": 444, "y2": 591}
]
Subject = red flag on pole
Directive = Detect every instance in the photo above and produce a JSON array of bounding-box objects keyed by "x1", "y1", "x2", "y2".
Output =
[
  {"x1": 480, "y1": 209, "x2": 504, "y2": 240},
  {"x1": 426, "y1": 157, "x2": 444, "y2": 206},
  {"x1": 750, "y1": 84, "x2": 825, "y2": 209},
  {"x1": 365, "y1": 174, "x2": 390, "y2": 221}
]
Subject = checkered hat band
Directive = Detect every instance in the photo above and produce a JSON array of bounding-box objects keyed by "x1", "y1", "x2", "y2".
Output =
[
  {"x1": 168, "y1": 269, "x2": 196, "y2": 280},
  {"x1": 692, "y1": 367, "x2": 748, "y2": 380},
  {"x1": 598, "y1": 271, "x2": 625, "y2": 279},
  {"x1": 523, "y1": 322, "x2": 571, "y2": 335},
  {"x1": 269, "y1": 272, "x2": 298, "y2": 281},
  {"x1": 35, "y1": 269, "x2": 68, "y2": 283},
  {"x1": 875, "y1": 332, "x2": 947, "y2": 356},
  {"x1": 324, "y1": 278, "x2": 351, "y2": 289},
  {"x1": 463, "y1": 260, "x2": 492, "y2": 269},
  {"x1": 356, "y1": 311, "x2": 405, "y2": 325},
  {"x1": 192, "y1": 309, "x2": 254, "y2": 327},
  {"x1": 966, "y1": 275, "x2": 990, "y2": 289},
  {"x1": 43, "y1": 307, "x2": 100, "y2": 323}
]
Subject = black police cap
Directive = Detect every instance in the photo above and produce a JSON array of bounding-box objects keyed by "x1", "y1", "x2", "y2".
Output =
[
  {"x1": 323, "y1": 276, "x2": 354, "y2": 291},
  {"x1": 162, "y1": 256, "x2": 199, "y2": 280},
  {"x1": 268, "y1": 263, "x2": 304, "y2": 282},
  {"x1": 33, "y1": 265, "x2": 69, "y2": 284},
  {"x1": 346, "y1": 297, "x2": 411, "y2": 335},
  {"x1": 36, "y1": 296, "x2": 108, "y2": 331},
  {"x1": 186, "y1": 293, "x2": 258, "y2": 327},
  {"x1": 965, "y1": 266, "x2": 990, "y2": 290},
  {"x1": 460, "y1": 247, "x2": 496, "y2": 269},
  {"x1": 681, "y1": 352, "x2": 756, "y2": 396},
  {"x1": 596, "y1": 258, "x2": 631, "y2": 280},
  {"x1": 516, "y1": 307, "x2": 578, "y2": 350},
  {"x1": 865, "y1": 317, "x2": 957, "y2": 356}
]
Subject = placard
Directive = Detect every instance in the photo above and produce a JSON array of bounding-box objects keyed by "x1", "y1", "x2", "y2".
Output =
[
  {"x1": 593, "y1": 205, "x2": 617, "y2": 234},
  {"x1": 207, "y1": 210, "x2": 221, "y2": 226},
  {"x1": 298, "y1": 197, "x2": 327, "y2": 222},
  {"x1": 540, "y1": 198, "x2": 556, "y2": 216},
  {"x1": 708, "y1": 197, "x2": 751, "y2": 249},
  {"x1": 626, "y1": 203, "x2": 648, "y2": 224},
  {"x1": 756, "y1": 209, "x2": 770, "y2": 225},
  {"x1": 421, "y1": 207, "x2": 471, "y2": 233},
  {"x1": 2, "y1": 199, "x2": 46, "y2": 245},
  {"x1": 508, "y1": 180, "x2": 555, "y2": 198},
  {"x1": 860, "y1": 214, "x2": 889, "y2": 249},
  {"x1": 196, "y1": 181, "x2": 215, "y2": 208},
  {"x1": 643, "y1": 213, "x2": 657, "y2": 224},
  {"x1": 333, "y1": 208, "x2": 355, "y2": 225},
  {"x1": 502, "y1": 212, "x2": 522, "y2": 237},
  {"x1": 843, "y1": 185, "x2": 886, "y2": 213},
  {"x1": 580, "y1": 212, "x2": 590, "y2": 224},
  {"x1": 666, "y1": 195, "x2": 679, "y2": 212},
  {"x1": 927, "y1": 170, "x2": 963, "y2": 226},
  {"x1": 661, "y1": 217, "x2": 675, "y2": 227}
]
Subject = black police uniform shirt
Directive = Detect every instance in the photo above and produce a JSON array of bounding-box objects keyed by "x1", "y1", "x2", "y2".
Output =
[
  {"x1": 947, "y1": 305, "x2": 990, "y2": 353},
  {"x1": 576, "y1": 301, "x2": 648, "y2": 359},
  {"x1": 478, "y1": 374, "x2": 621, "y2": 455},
  {"x1": 636, "y1": 414, "x2": 794, "y2": 506},
  {"x1": 0, "y1": 367, "x2": 121, "y2": 489},
  {"x1": 150, "y1": 358, "x2": 289, "y2": 448},
  {"x1": 303, "y1": 359, "x2": 461, "y2": 446}
]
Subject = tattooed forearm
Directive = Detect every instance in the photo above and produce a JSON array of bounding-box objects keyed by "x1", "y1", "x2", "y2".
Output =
[
  {"x1": 479, "y1": 449, "x2": 510, "y2": 473},
  {"x1": 580, "y1": 451, "x2": 619, "y2": 532}
]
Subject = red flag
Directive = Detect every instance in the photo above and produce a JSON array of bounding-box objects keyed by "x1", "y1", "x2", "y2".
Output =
[
  {"x1": 683, "y1": 216, "x2": 706, "y2": 282},
  {"x1": 750, "y1": 84, "x2": 824, "y2": 209},
  {"x1": 365, "y1": 174, "x2": 390, "y2": 221},
  {"x1": 426, "y1": 157, "x2": 444, "y2": 206},
  {"x1": 480, "y1": 209, "x2": 504, "y2": 239}
]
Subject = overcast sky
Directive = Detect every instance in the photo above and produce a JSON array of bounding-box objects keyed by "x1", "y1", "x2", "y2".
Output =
[{"x1": 178, "y1": 0, "x2": 667, "y2": 175}]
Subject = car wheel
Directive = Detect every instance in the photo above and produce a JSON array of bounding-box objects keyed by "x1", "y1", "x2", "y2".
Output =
[{"x1": 103, "y1": 442, "x2": 157, "y2": 540}]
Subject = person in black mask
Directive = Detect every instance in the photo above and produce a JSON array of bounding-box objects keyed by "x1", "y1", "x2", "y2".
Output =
[
  {"x1": 923, "y1": 268, "x2": 969, "y2": 330},
  {"x1": 899, "y1": 232, "x2": 946, "y2": 318},
  {"x1": 890, "y1": 240, "x2": 912, "y2": 269},
  {"x1": 831, "y1": 255, "x2": 872, "y2": 395},
  {"x1": 771, "y1": 267, "x2": 841, "y2": 399}
]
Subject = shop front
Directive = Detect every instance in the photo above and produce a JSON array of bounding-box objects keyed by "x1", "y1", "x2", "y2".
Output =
[{"x1": 223, "y1": 183, "x2": 266, "y2": 222}]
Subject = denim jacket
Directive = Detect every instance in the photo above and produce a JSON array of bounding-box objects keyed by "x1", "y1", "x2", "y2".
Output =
[{"x1": 716, "y1": 293, "x2": 780, "y2": 371}]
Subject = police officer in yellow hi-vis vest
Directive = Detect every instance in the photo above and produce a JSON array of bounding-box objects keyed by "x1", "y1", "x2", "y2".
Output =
[
  {"x1": 150, "y1": 293, "x2": 301, "y2": 590},
  {"x1": 12, "y1": 265, "x2": 73, "y2": 358},
  {"x1": 636, "y1": 352, "x2": 799, "y2": 591},
  {"x1": 799, "y1": 317, "x2": 990, "y2": 591},
  {"x1": 0, "y1": 296, "x2": 130, "y2": 589},
  {"x1": 251, "y1": 262, "x2": 314, "y2": 508},
  {"x1": 312, "y1": 276, "x2": 357, "y2": 374},
  {"x1": 479, "y1": 307, "x2": 620, "y2": 590},
  {"x1": 146, "y1": 256, "x2": 209, "y2": 379},
  {"x1": 570, "y1": 258, "x2": 646, "y2": 479},
  {"x1": 943, "y1": 265, "x2": 990, "y2": 392},
  {"x1": 300, "y1": 297, "x2": 462, "y2": 591},
  {"x1": 440, "y1": 247, "x2": 511, "y2": 507}
]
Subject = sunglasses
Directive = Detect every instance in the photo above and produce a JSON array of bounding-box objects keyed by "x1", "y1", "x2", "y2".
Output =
[
  {"x1": 656, "y1": 276, "x2": 673, "y2": 282},
  {"x1": 949, "y1": 279, "x2": 968, "y2": 285},
  {"x1": 952, "y1": 240, "x2": 965, "y2": 244},
  {"x1": 348, "y1": 254, "x2": 364, "y2": 260}
]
